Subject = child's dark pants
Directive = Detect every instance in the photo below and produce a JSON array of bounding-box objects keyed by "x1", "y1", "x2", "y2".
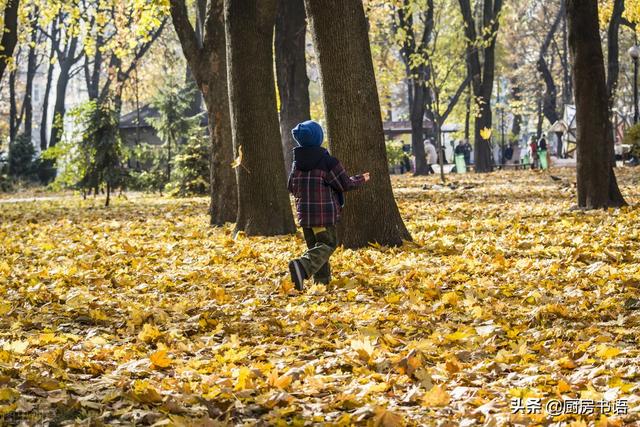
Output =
[{"x1": 298, "y1": 226, "x2": 337, "y2": 284}]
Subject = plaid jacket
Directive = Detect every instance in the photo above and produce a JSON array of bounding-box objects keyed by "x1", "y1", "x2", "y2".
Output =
[{"x1": 287, "y1": 147, "x2": 365, "y2": 227}]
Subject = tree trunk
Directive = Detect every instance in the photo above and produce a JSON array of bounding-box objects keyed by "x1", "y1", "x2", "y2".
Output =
[
  {"x1": 510, "y1": 75, "x2": 522, "y2": 136},
  {"x1": 537, "y1": 3, "x2": 563, "y2": 126},
  {"x1": 9, "y1": 66, "x2": 18, "y2": 144},
  {"x1": 225, "y1": 0, "x2": 296, "y2": 236},
  {"x1": 464, "y1": 82, "x2": 471, "y2": 141},
  {"x1": 606, "y1": 0, "x2": 624, "y2": 167},
  {"x1": 409, "y1": 81, "x2": 429, "y2": 175},
  {"x1": 24, "y1": 16, "x2": 39, "y2": 142},
  {"x1": 459, "y1": 0, "x2": 503, "y2": 173},
  {"x1": 49, "y1": 63, "x2": 72, "y2": 147},
  {"x1": 396, "y1": 1, "x2": 432, "y2": 176},
  {"x1": 567, "y1": 0, "x2": 626, "y2": 208},
  {"x1": 275, "y1": 0, "x2": 311, "y2": 175},
  {"x1": 0, "y1": 0, "x2": 20, "y2": 83},
  {"x1": 40, "y1": 21, "x2": 57, "y2": 151},
  {"x1": 170, "y1": 0, "x2": 237, "y2": 226},
  {"x1": 304, "y1": 0, "x2": 411, "y2": 248}
]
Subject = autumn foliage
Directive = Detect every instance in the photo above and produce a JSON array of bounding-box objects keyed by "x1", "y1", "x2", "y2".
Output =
[{"x1": 1, "y1": 170, "x2": 639, "y2": 425}]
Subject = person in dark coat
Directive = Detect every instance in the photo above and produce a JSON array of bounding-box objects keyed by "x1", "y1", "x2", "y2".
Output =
[{"x1": 287, "y1": 120, "x2": 369, "y2": 291}]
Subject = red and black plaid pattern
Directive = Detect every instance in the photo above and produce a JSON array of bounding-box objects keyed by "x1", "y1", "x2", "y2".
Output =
[{"x1": 288, "y1": 161, "x2": 365, "y2": 227}]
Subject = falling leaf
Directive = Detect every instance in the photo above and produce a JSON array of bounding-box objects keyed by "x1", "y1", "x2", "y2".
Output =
[{"x1": 480, "y1": 127, "x2": 492, "y2": 140}]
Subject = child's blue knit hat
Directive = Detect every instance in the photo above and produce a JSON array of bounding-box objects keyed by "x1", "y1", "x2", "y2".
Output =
[{"x1": 292, "y1": 120, "x2": 324, "y2": 147}]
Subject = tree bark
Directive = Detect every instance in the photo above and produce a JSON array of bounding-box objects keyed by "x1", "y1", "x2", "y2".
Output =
[
  {"x1": 225, "y1": 0, "x2": 295, "y2": 236},
  {"x1": 458, "y1": 0, "x2": 503, "y2": 173},
  {"x1": 275, "y1": 0, "x2": 311, "y2": 175},
  {"x1": 0, "y1": 0, "x2": 20, "y2": 84},
  {"x1": 567, "y1": 0, "x2": 626, "y2": 208},
  {"x1": 170, "y1": 0, "x2": 237, "y2": 226},
  {"x1": 304, "y1": 0, "x2": 411, "y2": 248}
]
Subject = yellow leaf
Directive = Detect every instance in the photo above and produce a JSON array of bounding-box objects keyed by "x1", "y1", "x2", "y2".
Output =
[
  {"x1": 268, "y1": 370, "x2": 293, "y2": 390},
  {"x1": 351, "y1": 336, "x2": 375, "y2": 361},
  {"x1": 422, "y1": 385, "x2": 450, "y2": 407},
  {"x1": 557, "y1": 357, "x2": 576, "y2": 369},
  {"x1": 480, "y1": 127, "x2": 492, "y2": 140},
  {"x1": 441, "y1": 292, "x2": 459, "y2": 306},
  {"x1": 231, "y1": 145, "x2": 243, "y2": 168},
  {"x1": 557, "y1": 379, "x2": 571, "y2": 394},
  {"x1": 373, "y1": 406, "x2": 405, "y2": 427},
  {"x1": 596, "y1": 345, "x2": 621, "y2": 359},
  {"x1": 0, "y1": 388, "x2": 19, "y2": 402},
  {"x1": 384, "y1": 293, "x2": 403, "y2": 304},
  {"x1": 0, "y1": 303, "x2": 11, "y2": 316},
  {"x1": 235, "y1": 367, "x2": 254, "y2": 391},
  {"x1": 138, "y1": 324, "x2": 161, "y2": 343},
  {"x1": 131, "y1": 380, "x2": 163, "y2": 404},
  {"x1": 3, "y1": 340, "x2": 28, "y2": 354},
  {"x1": 150, "y1": 350, "x2": 172, "y2": 369}
]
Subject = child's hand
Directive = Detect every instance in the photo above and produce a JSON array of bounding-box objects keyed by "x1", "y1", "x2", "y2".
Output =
[{"x1": 363, "y1": 172, "x2": 370, "y2": 182}]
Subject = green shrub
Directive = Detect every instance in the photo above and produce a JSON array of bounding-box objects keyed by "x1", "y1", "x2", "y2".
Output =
[
  {"x1": 624, "y1": 123, "x2": 640, "y2": 158},
  {"x1": 8, "y1": 134, "x2": 36, "y2": 179}
]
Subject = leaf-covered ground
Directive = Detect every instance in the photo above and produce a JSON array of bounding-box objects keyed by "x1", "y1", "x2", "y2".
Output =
[{"x1": 1, "y1": 169, "x2": 640, "y2": 426}]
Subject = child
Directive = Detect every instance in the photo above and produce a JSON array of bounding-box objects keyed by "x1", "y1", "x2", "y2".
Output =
[{"x1": 287, "y1": 120, "x2": 369, "y2": 291}]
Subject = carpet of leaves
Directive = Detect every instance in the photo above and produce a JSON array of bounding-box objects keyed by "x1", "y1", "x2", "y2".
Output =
[{"x1": 1, "y1": 169, "x2": 640, "y2": 426}]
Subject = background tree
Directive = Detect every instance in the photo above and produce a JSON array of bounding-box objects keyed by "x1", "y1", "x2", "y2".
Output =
[
  {"x1": 275, "y1": 0, "x2": 311, "y2": 174},
  {"x1": 225, "y1": 0, "x2": 295, "y2": 236},
  {"x1": 393, "y1": 0, "x2": 434, "y2": 175},
  {"x1": 170, "y1": 0, "x2": 237, "y2": 226},
  {"x1": 567, "y1": 0, "x2": 625, "y2": 209},
  {"x1": 0, "y1": 0, "x2": 20, "y2": 84},
  {"x1": 146, "y1": 79, "x2": 201, "y2": 183},
  {"x1": 458, "y1": 0, "x2": 503, "y2": 172},
  {"x1": 305, "y1": 0, "x2": 411, "y2": 248}
]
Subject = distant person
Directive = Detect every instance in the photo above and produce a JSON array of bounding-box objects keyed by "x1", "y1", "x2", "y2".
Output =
[
  {"x1": 424, "y1": 139, "x2": 437, "y2": 175},
  {"x1": 539, "y1": 136, "x2": 547, "y2": 151},
  {"x1": 504, "y1": 144, "x2": 514, "y2": 164},
  {"x1": 454, "y1": 141, "x2": 466, "y2": 157},
  {"x1": 287, "y1": 120, "x2": 370, "y2": 291},
  {"x1": 529, "y1": 137, "x2": 538, "y2": 169},
  {"x1": 462, "y1": 140, "x2": 472, "y2": 165}
]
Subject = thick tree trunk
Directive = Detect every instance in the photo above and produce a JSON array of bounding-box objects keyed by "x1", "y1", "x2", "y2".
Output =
[
  {"x1": 170, "y1": 0, "x2": 237, "y2": 226},
  {"x1": 0, "y1": 0, "x2": 20, "y2": 83},
  {"x1": 225, "y1": 0, "x2": 295, "y2": 236},
  {"x1": 304, "y1": 0, "x2": 411, "y2": 248},
  {"x1": 275, "y1": 0, "x2": 311, "y2": 175},
  {"x1": 567, "y1": 0, "x2": 626, "y2": 208}
]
